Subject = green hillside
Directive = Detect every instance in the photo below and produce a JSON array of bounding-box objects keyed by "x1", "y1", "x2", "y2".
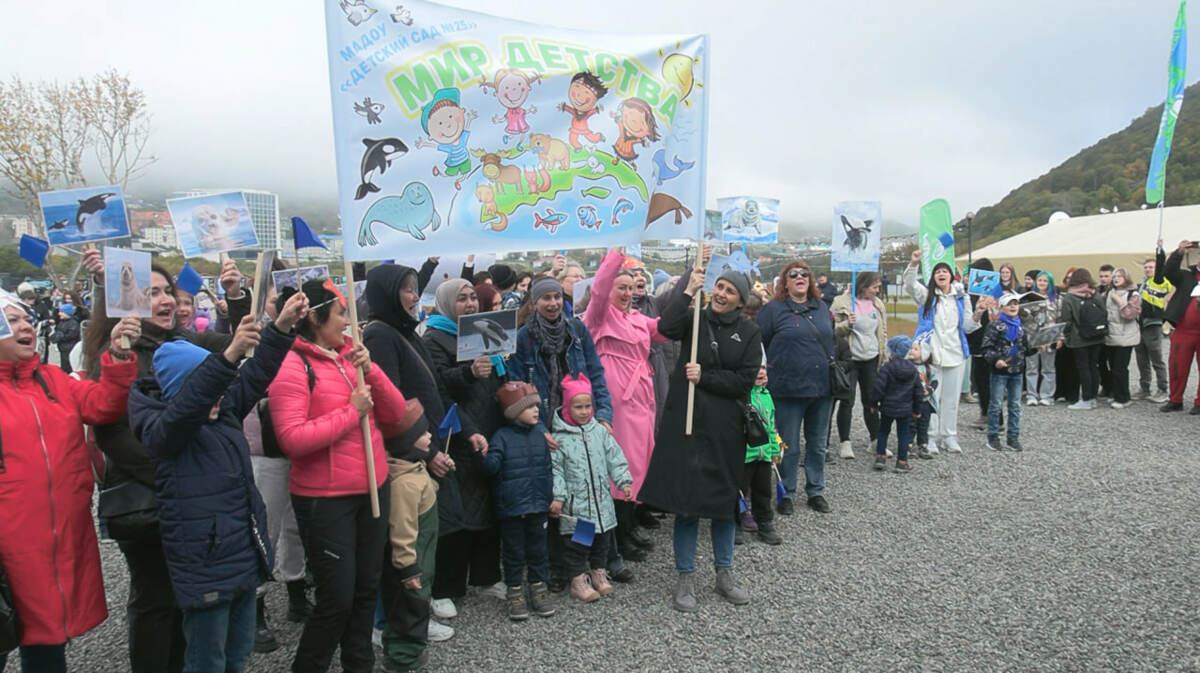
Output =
[{"x1": 968, "y1": 81, "x2": 1200, "y2": 245}]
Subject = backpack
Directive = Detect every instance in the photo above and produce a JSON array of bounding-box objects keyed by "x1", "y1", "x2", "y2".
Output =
[
  {"x1": 258, "y1": 350, "x2": 314, "y2": 459},
  {"x1": 1075, "y1": 294, "x2": 1108, "y2": 340}
]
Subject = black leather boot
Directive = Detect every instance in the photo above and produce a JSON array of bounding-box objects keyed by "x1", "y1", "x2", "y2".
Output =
[
  {"x1": 286, "y1": 579, "x2": 314, "y2": 623},
  {"x1": 254, "y1": 595, "x2": 280, "y2": 653}
]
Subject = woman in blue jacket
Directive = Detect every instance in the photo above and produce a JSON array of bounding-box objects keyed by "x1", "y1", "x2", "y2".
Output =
[{"x1": 757, "y1": 261, "x2": 835, "y2": 515}]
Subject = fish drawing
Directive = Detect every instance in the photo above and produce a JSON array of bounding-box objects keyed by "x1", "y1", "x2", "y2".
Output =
[
  {"x1": 355, "y1": 137, "x2": 408, "y2": 200},
  {"x1": 533, "y1": 208, "x2": 568, "y2": 234},
  {"x1": 474, "y1": 318, "x2": 510, "y2": 350},
  {"x1": 650, "y1": 149, "x2": 695, "y2": 186},
  {"x1": 76, "y1": 193, "x2": 117, "y2": 235},
  {"x1": 610, "y1": 198, "x2": 634, "y2": 226},
  {"x1": 358, "y1": 182, "x2": 440, "y2": 245},
  {"x1": 577, "y1": 205, "x2": 601, "y2": 230}
]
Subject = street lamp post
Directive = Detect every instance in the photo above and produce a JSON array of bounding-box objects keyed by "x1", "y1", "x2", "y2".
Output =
[{"x1": 964, "y1": 211, "x2": 975, "y2": 268}]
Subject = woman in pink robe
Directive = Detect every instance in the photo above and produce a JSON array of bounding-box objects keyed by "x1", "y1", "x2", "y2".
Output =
[{"x1": 583, "y1": 248, "x2": 667, "y2": 560}]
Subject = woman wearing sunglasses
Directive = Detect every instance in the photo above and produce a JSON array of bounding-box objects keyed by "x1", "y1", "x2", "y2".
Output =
[{"x1": 756, "y1": 261, "x2": 836, "y2": 515}]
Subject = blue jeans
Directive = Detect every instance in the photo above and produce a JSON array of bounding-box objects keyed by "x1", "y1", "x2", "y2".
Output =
[
  {"x1": 775, "y1": 396, "x2": 833, "y2": 499},
  {"x1": 0, "y1": 644, "x2": 67, "y2": 673},
  {"x1": 672, "y1": 515, "x2": 735, "y2": 574},
  {"x1": 180, "y1": 589, "x2": 256, "y2": 673},
  {"x1": 988, "y1": 372, "x2": 1023, "y2": 439},
  {"x1": 876, "y1": 414, "x2": 912, "y2": 462}
]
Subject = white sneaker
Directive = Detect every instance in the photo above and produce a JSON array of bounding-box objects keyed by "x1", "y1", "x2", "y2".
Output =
[
  {"x1": 1067, "y1": 400, "x2": 1091, "y2": 410},
  {"x1": 372, "y1": 627, "x2": 383, "y2": 649},
  {"x1": 1111, "y1": 401, "x2": 1131, "y2": 409},
  {"x1": 885, "y1": 447, "x2": 894, "y2": 458},
  {"x1": 1151, "y1": 392, "x2": 1170, "y2": 404},
  {"x1": 926, "y1": 440, "x2": 940, "y2": 455},
  {"x1": 477, "y1": 581, "x2": 506, "y2": 600},
  {"x1": 1026, "y1": 398, "x2": 1038, "y2": 406},
  {"x1": 1039, "y1": 399, "x2": 1052, "y2": 406},
  {"x1": 944, "y1": 439, "x2": 963, "y2": 454},
  {"x1": 838, "y1": 440, "x2": 855, "y2": 459},
  {"x1": 430, "y1": 597, "x2": 457, "y2": 620},
  {"x1": 427, "y1": 619, "x2": 455, "y2": 642}
]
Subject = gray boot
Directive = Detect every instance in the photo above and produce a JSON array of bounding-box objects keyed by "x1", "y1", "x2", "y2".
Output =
[
  {"x1": 715, "y1": 567, "x2": 750, "y2": 605},
  {"x1": 672, "y1": 572, "x2": 698, "y2": 613}
]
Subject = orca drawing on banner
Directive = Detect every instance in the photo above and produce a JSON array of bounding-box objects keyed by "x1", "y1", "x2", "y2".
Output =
[
  {"x1": 76, "y1": 193, "x2": 117, "y2": 235},
  {"x1": 356, "y1": 137, "x2": 408, "y2": 200},
  {"x1": 358, "y1": 182, "x2": 440, "y2": 245},
  {"x1": 840, "y1": 214, "x2": 874, "y2": 252},
  {"x1": 354, "y1": 97, "x2": 385, "y2": 125}
]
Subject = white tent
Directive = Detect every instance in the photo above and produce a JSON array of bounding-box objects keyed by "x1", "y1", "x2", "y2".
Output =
[{"x1": 958, "y1": 205, "x2": 1199, "y2": 280}]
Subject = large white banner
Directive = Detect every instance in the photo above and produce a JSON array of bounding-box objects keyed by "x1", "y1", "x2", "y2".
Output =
[{"x1": 325, "y1": 0, "x2": 709, "y2": 260}]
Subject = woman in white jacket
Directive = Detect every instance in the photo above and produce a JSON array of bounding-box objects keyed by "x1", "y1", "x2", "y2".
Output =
[
  {"x1": 903, "y1": 250, "x2": 983, "y2": 454},
  {"x1": 1104, "y1": 267, "x2": 1142, "y2": 409}
]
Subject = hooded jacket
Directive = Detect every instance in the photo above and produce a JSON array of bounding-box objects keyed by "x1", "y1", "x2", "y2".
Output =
[
  {"x1": 0, "y1": 351, "x2": 136, "y2": 645},
  {"x1": 550, "y1": 412, "x2": 632, "y2": 536},
  {"x1": 903, "y1": 264, "x2": 979, "y2": 367},
  {"x1": 1059, "y1": 285, "x2": 1106, "y2": 348},
  {"x1": 745, "y1": 385, "x2": 782, "y2": 462},
  {"x1": 872, "y1": 356, "x2": 924, "y2": 418},
  {"x1": 477, "y1": 420, "x2": 553, "y2": 519}
]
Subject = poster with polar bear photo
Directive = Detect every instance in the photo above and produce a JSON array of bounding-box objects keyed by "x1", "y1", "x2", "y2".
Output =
[
  {"x1": 831, "y1": 201, "x2": 882, "y2": 272},
  {"x1": 103, "y1": 247, "x2": 153, "y2": 318},
  {"x1": 166, "y1": 191, "x2": 259, "y2": 257},
  {"x1": 719, "y1": 196, "x2": 779, "y2": 244}
]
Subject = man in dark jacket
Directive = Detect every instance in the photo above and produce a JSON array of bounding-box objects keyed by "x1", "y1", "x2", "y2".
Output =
[
  {"x1": 817, "y1": 274, "x2": 838, "y2": 306},
  {"x1": 128, "y1": 294, "x2": 304, "y2": 673},
  {"x1": 49, "y1": 303, "x2": 81, "y2": 373},
  {"x1": 1160, "y1": 241, "x2": 1200, "y2": 413}
]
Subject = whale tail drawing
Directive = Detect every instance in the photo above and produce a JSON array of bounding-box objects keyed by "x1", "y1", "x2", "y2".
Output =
[{"x1": 355, "y1": 181, "x2": 381, "y2": 201}]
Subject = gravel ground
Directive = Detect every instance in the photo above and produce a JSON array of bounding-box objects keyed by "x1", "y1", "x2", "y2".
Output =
[{"x1": 21, "y1": 360, "x2": 1200, "y2": 673}]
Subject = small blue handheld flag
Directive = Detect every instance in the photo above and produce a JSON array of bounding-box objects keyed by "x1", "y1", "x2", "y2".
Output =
[
  {"x1": 737, "y1": 494, "x2": 749, "y2": 513},
  {"x1": 570, "y1": 518, "x2": 596, "y2": 547},
  {"x1": 772, "y1": 464, "x2": 787, "y2": 505},
  {"x1": 19, "y1": 235, "x2": 49, "y2": 268},
  {"x1": 291, "y1": 217, "x2": 327, "y2": 251},
  {"x1": 438, "y1": 403, "x2": 461, "y2": 438},
  {"x1": 176, "y1": 263, "x2": 205, "y2": 296}
]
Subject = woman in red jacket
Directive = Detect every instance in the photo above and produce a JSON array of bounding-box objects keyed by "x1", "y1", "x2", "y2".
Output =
[
  {"x1": 0, "y1": 293, "x2": 141, "y2": 672},
  {"x1": 267, "y1": 280, "x2": 409, "y2": 673}
]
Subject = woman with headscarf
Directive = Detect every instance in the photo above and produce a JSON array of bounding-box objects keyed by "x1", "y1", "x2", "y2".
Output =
[
  {"x1": 639, "y1": 267, "x2": 761, "y2": 612},
  {"x1": 421, "y1": 279, "x2": 505, "y2": 613},
  {"x1": 903, "y1": 250, "x2": 983, "y2": 454}
]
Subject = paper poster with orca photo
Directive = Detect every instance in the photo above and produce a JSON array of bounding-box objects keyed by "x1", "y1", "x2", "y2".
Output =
[
  {"x1": 831, "y1": 201, "x2": 882, "y2": 272},
  {"x1": 272, "y1": 269, "x2": 301, "y2": 292},
  {"x1": 1029, "y1": 322, "x2": 1067, "y2": 349},
  {"x1": 38, "y1": 185, "x2": 130, "y2": 246},
  {"x1": 299, "y1": 265, "x2": 330, "y2": 285},
  {"x1": 103, "y1": 247, "x2": 153, "y2": 318},
  {"x1": 967, "y1": 268, "x2": 1002, "y2": 297},
  {"x1": 719, "y1": 196, "x2": 779, "y2": 244},
  {"x1": 457, "y1": 309, "x2": 518, "y2": 362},
  {"x1": 166, "y1": 191, "x2": 259, "y2": 257}
]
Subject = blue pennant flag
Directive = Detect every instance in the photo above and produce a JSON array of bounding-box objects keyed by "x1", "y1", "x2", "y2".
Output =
[
  {"x1": 176, "y1": 263, "x2": 205, "y2": 296},
  {"x1": 570, "y1": 518, "x2": 596, "y2": 547},
  {"x1": 291, "y1": 217, "x2": 327, "y2": 250},
  {"x1": 772, "y1": 464, "x2": 787, "y2": 506},
  {"x1": 738, "y1": 494, "x2": 749, "y2": 513},
  {"x1": 19, "y1": 235, "x2": 49, "y2": 268},
  {"x1": 438, "y1": 403, "x2": 461, "y2": 438}
]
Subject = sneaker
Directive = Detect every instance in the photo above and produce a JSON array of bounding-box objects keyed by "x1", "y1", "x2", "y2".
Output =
[
  {"x1": 807, "y1": 495, "x2": 831, "y2": 513},
  {"x1": 1132, "y1": 390, "x2": 1149, "y2": 400},
  {"x1": 944, "y1": 438, "x2": 963, "y2": 454},
  {"x1": 714, "y1": 567, "x2": 750, "y2": 605},
  {"x1": 1110, "y1": 401, "x2": 1131, "y2": 409},
  {"x1": 873, "y1": 455, "x2": 887, "y2": 471},
  {"x1": 609, "y1": 566, "x2": 635, "y2": 583},
  {"x1": 1039, "y1": 399, "x2": 1053, "y2": 406},
  {"x1": 885, "y1": 447, "x2": 894, "y2": 458},
  {"x1": 506, "y1": 585, "x2": 530, "y2": 621},
  {"x1": 372, "y1": 627, "x2": 383, "y2": 649},
  {"x1": 925, "y1": 440, "x2": 940, "y2": 455},
  {"x1": 986, "y1": 435, "x2": 1003, "y2": 451},
  {"x1": 739, "y1": 510, "x2": 758, "y2": 533},
  {"x1": 672, "y1": 573, "x2": 698, "y2": 613},
  {"x1": 478, "y1": 581, "x2": 507, "y2": 600},
  {"x1": 588, "y1": 569, "x2": 614, "y2": 596},
  {"x1": 254, "y1": 622, "x2": 280, "y2": 654},
  {"x1": 1150, "y1": 392, "x2": 1170, "y2": 404},
  {"x1": 734, "y1": 526, "x2": 745, "y2": 546},
  {"x1": 775, "y1": 497, "x2": 795, "y2": 516},
  {"x1": 528, "y1": 582, "x2": 556, "y2": 616},
  {"x1": 382, "y1": 650, "x2": 429, "y2": 673},
  {"x1": 971, "y1": 415, "x2": 987, "y2": 430},
  {"x1": 430, "y1": 597, "x2": 457, "y2": 620},
  {"x1": 1161, "y1": 401, "x2": 1184, "y2": 412},
  {"x1": 838, "y1": 440, "x2": 855, "y2": 459},
  {"x1": 1026, "y1": 398, "x2": 1038, "y2": 406},
  {"x1": 427, "y1": 619, "x2": 455, "y2": 642},
  {"x1": 755, "y1": 521, "x2": 782, "y2": 545},
  {"x1": 916, "y1": 446, "x2": 934, "y2": 460},
  {"x1": 1006, "y1": 437, "x2": 1024, "y2": 452},
  {"x1": 893, "y1": 460, "x2": 913, "y2": 473},
  {"x1": 1068, "y1": 400, "x2": 1092, "y2": 410}
]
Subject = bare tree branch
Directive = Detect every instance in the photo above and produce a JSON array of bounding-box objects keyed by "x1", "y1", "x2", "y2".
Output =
[{"x1": 78, "y1": 69, "x2": 157, "y2": 192}]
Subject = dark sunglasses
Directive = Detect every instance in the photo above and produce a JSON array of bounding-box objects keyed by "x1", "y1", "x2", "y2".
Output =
[{"x1": 787, "y1": 269, "x2": 811, "y2": 279}]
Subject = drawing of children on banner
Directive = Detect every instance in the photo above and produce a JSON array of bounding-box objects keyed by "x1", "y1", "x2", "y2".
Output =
[
  {"x1": 480, "y1": 69, "x2": 541, "y2": 146},
  {"x1": 414, "y1": 87, "x2": 477, "y2": 181},
  {"x1": 558, "y1": 72, "x2": 608, "y2": 150}
]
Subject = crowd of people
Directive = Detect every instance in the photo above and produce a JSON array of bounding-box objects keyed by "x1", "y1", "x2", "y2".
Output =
[{"x1": 0, "y1": 239, "x2": 1197, "y2": 673}]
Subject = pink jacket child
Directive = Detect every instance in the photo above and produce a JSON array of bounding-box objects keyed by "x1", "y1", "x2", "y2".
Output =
[
  {"x1": 582, "y1": 248, "x2": 668, "y2": 501},
  {"x1": 268, "y1": 335, "x2": 408, "y2": 497}
]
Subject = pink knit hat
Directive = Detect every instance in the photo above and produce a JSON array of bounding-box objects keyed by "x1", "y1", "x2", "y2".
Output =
[{"x1": 560, "y1": 373, "x2": 593, "y2": 426}]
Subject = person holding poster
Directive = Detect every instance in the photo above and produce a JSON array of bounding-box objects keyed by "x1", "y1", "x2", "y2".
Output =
[
  {"x1": 582, "y1": 249, "x2": 667, "y2": 561},
  {"x1": 0, "y1": 294, "x2": 140, "y2": 673},
  {"x1": 830, "y1": 272, "x2": 888, "y2": 460},
  {"x1": 903, "y1": 250, "x2": 983, "y2": 454}
]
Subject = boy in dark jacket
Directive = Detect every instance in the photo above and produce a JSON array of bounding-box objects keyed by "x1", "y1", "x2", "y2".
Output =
[
  {"x1": 48, "y1": 302, "x2": 80, "y2": 373},
  {"x1": 478, "y1": 381, "x2": 555, "y2": 622},
  {"x1": 872, "y1": 335, "x2": 924, "y2": 472},
  {"x1": 128, "y1": 293, "x2": 306, "y2": 673},
  {"x1": 982, "y1": 293, "x2": 1035, "y2": 451}
]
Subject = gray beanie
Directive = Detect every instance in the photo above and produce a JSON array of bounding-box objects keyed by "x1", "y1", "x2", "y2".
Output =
[
  {"x1": 530, "y1": 276, "x2": 562, "y2": 303},
  {"x1": 716, "y1": 269, "x2": 751, "y2": 305}
]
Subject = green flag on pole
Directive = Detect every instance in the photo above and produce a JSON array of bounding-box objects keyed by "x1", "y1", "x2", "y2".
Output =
[
  {"x1": 919, "y1": 199, "x2": 955, "y2": 283},
  {"x1": 1146, "y1": 0, "x2": 1188, "y2": 206}
]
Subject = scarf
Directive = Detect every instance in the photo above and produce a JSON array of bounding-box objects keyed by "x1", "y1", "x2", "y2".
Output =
[
  {"x1": 427, "y1": 313, "x2": 506, "y2": 376},
  {"x1": 527, "y1": 312, "x2": 570, "y2": 412},
  {"x1": 998, "y1": 313, "x2": 1022, "y2": 357}
]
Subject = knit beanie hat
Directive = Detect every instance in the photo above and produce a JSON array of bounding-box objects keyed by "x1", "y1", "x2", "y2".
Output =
[
  {"x1": 530, "y1": 276, "x2": 561, "y2": 303},
  {"x1": 434, "y1": 279, "x2": 471, "y2": 321},
  {"x1": 488, "y1": 264, "x2": 517, "y2": 290},
  {"x1": 153, "y1": 340, "x2": 211, "y2": 402},
  {"x1": 886, "y1": 334, "x2": 913, "y2": 360},
  {"x1": 59, "y1": 303, "x2": 75, "y2": 317},
  {"x1": 559, "y1": 373, "x2": 593, "y2": 426},
  {"x1": 717, "y1": 269, "x2": 751, "y2": 304},
  {"x1": 497, "y1": 381, "x2": 540, "y2": 421}
]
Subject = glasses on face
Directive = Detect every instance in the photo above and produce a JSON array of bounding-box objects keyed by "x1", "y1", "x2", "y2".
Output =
[{"x1": 787, "y1": 269, "x2": 811, "y2": 280}]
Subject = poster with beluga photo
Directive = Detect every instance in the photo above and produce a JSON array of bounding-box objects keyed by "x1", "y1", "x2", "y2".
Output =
[
  {"x1": 38, "y1": 185, "x2": 130, "y2": 246},
  {"x1": 831, "y1": 201, "x2": 881, "y2": 272},
  {"x1": 457, "y1": 309, "x2": 518, "y2": 361},
  {"x1": 719, "y1": 196, "x2": 779, "y2": 243},
  {"x1": 166, "y1": 191, "x2": 259, "y2": 257},
  {"x1": 103, "y1": 247, "x2": 152, "y2": 318}
]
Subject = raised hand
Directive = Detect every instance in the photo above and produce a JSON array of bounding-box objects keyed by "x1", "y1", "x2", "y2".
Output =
[
  {"x1": 82, "y1": 247, "x2": 104, "y2": 279},
  {"x1": 219, "y1": 259, "x2": 243, "y2": 298},
  {"x1": 274, "y1": 291, "x2": 309, "y2": 333},
  {"x1": 109, "y1": 316, "x2": 142, "y2": 357},
  {"x1": 223, "y1": 315, "x2": 261, "y2": 362}
]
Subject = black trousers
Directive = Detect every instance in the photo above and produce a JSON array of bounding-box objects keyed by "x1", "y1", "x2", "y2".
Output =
[
  {"x1": 1108, "y1": 345, "x2": 1134, "y2": 404},
  {"x1": 836, "y1": 357, "x2": 880, "y2": 442},
  {"x1": 291, "y1": 485, "x2": 390, "y2": 673},
  {"x1": 1071, "y1": 344, "x2": 1103, "y2": 402},
  {"x1": 117, "y1": 536, "x2": 185, "y2": 673},
  {"x1": 498, "y1": 513, "x2": 549, "y2": 587},
  {"x1": 1097, "y1": 344, "x2": 1112, "y2": 395},
  {"x1": 431, "y1": 528, "x2": 501, "y2": 599},
  {"x1": 561, "y1": 530, "x2": 612, "y2": 576},
  {"x1": 971, "y1": 355, "x2": 992, "y2": 415},
  {"x1": 740, "y1": 460, "x2": 774, "y2": 525},
  {"x1": 1055, "y1": 346, "x2": 1079, "y2": 402},
  {"x1": 915, "y1": 401, "x2": 932, "y2": 445}
]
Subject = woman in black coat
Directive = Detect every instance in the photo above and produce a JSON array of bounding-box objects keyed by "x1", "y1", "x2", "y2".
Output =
[
  {"x1": 421, "y1": 278, "x2": 504, "y2": 609},
  {"x1": 638, "y1": 268, "x2": 761, "y2": 614}
]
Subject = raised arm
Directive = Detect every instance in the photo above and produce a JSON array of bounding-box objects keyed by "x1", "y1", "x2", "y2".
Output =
[
  {"x1": 71, "y1": 350, "x2": 139, "y2": 426},
  {"x1": 133, "y1": 354, "x2": 237, "y2": 460},
  {"x1": 903, "y1": 263, "x2": 928, "y2": 306},
  {"x1": 583, "y1": 248, "x2": 622, "y2": 331}
]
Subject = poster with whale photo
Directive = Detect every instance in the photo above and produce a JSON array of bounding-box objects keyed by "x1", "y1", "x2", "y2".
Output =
[
  {"x1": 457, "y1": 309, "x2": 518, "y2": 362},
  {"x1": 831, "y1": 201, "x2": 882, "y2": 272},
  {"x1": 166, "y1": 191, "x2": 259, "y2": 257},
  {"x1": 38, "y1": 185, "x2": 131, "y2": 247},
  {"x1": 103, "y1": 247, "x2": 152, "y2": 318},
  {"x1": 719, "y1": 196, "x2": 779, "y2": 244}
]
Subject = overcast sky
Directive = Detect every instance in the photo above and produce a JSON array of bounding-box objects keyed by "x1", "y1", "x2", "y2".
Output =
[{"x1": 3, "y1": 0, "x2": 1196, "y2": 227}]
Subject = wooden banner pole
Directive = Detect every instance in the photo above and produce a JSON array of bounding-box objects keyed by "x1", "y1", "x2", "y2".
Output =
[
  {"x1": 685, "y1": 240, "x2": 706, "y2": 436},
  {"x1": 343, "y1": 259, "x2": 381, "y2": 518}
]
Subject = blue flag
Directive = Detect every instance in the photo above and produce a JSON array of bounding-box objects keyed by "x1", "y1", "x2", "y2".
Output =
[
  {"x1": 176, "y1": 263, "x2": 205, "y2": 296},
  {"x1": 438, "y1": 403, "x2": 461, "y2": 438},
  {"x1": 737, "y1": 495, "x2": 749, "y2": 513},
  {"x1": 570, "y1": 518, "x2": 596, "y2": 547},
  {"x1": 1147, "y1": 1, "x2": 1188, "y2": 205},
  {"x1": 291, "y1": 217, "x2": 327, "y2": 250},
  {"x1": 19, "y1": 235, "x2": 49, "y2": 268}
]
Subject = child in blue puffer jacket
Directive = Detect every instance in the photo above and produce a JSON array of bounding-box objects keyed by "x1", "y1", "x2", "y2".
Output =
[
  {"x1": 479, "y1": 381, "x2": 555, "y2": 622},
  {"x1": 872, "y1": 335, "x2": 924, "y2": 473}
]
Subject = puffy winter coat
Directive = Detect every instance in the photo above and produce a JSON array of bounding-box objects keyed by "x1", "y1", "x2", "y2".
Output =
[
  {"x1": 478, "y1": 422, "x2": 553, "y2": 519},
  {"x1": 903, "y1": 265, "x2": 980, "y2": 366},
  {"x1": 510, "y1": 317, "x2": 613, "y2": 423},
  {"x1": 757, "y1": 295, "x2": 833, "y2": 399},
  {"x1": 128, "y1": 325, "x2": 294, "y2": 610},
  {"x1": 980, "y1": 319, "x2": 1034, "y2": 375},
  {"x1": 550, "y1": 413, "x2": 632, "y2": 535},
  {"x1": 1059, "y1": 287, "x2": 1106, "y2": 348},
  {"x1": 267, "y1": 335, "x2": 407, "y2": 498},
  {"x1": 0, "y1": 351, "x2": 136, "y2": 645},
  {"x1": 1105, "y1": 288, "x2": 1142, "y2": 347},
  {"x1": 745, "y1": 385, "x2": 782, "y2": 462},
  {"x1": 872, "y1": 356, "x2": 924, "y2": 418}
]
